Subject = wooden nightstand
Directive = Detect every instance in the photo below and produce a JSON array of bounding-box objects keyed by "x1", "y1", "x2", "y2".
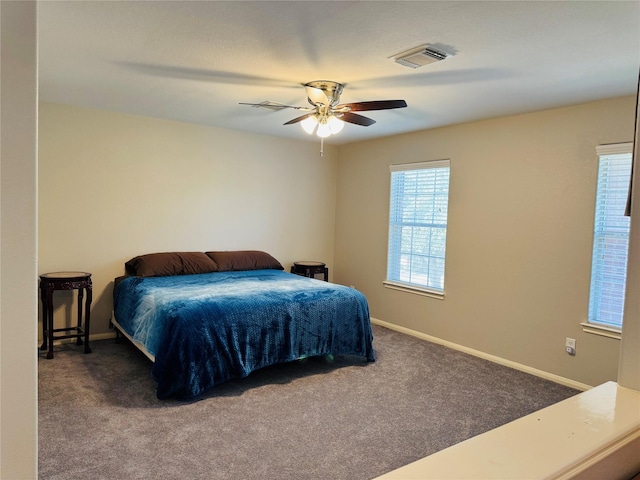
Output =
[
  {"x1": 291, "y1": 261, "x2": 329, "y2": 282},
  {"x1": 39, "y1": 272, "x2": 92, "y2": 359}
]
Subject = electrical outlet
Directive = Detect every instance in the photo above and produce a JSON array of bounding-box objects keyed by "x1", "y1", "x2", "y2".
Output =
[{"x1": 565, "y1": 337, "x2": 576, "y2": 356}]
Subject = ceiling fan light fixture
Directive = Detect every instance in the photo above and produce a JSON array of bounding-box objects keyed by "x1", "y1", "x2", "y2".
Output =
[
  {"x1": 300, "y1": 114, "x2": 343, "y2": 137},
  {"x1": 300, "y1": 115, "x2": 318, "y2": 134},
  {"x1": 316, "y1": 119, "x2": 332, "y2": 138},
  {"x1": 328, "y1": 115, "x2": 344, "y2": 134}
]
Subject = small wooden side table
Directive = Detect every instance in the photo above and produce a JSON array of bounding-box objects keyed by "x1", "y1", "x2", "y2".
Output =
[
  {"x1": 39, "y1": 272, "x2": 92, "y2": 359},
  {"x1": 291, "y1": 261, "x2": 329, "y2": 282}
]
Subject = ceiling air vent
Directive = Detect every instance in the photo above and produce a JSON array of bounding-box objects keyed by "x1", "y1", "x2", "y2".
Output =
[{"x1": 391, "y1": 45, "x2": 449, "y2": 69}]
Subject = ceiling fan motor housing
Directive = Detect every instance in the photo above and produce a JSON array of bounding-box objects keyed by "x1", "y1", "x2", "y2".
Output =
[{"x1": 305, "y1": 80, "x2": 344, "y2": 106}]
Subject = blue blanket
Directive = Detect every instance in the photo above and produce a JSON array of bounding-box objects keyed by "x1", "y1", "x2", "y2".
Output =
[{"x1": 114, "y1": 270, "x2": 374, "y2": 399}]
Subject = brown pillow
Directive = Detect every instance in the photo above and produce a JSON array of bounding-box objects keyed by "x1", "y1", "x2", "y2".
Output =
[
  {"x1": 125, "y1": 252, "x2": 219, "y2": 277},
  {"x1": 205, "y1": 250, "x2": 283, "y2": 272}
]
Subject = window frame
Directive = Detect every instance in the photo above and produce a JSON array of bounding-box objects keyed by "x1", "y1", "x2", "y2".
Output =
[
  {"x1": 384, "y1": 159, "x2": 451, "y2": 299},
  {"x1": 583, "y1": 142, "x2": 633, "y2": 339}
]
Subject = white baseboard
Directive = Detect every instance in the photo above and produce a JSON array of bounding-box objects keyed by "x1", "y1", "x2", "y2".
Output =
[
  {"x1": 88, "y1": 332, "x2": 118, "y2": 341},
  {"x1": 43, "y1": 318, "x2": 593, "y2": 391},
  {"x1": 370, "y1": 317, "x2": 593, "y2": 392}
]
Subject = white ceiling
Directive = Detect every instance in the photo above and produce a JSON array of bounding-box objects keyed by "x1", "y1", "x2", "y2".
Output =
[{"x1": 38, "y1": 1, "x2": 640, "y2": 145}]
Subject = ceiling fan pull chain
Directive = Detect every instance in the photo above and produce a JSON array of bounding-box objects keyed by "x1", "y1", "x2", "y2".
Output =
[{"x1": 320, "y1": 137, "x2": 324, "y2": 156}]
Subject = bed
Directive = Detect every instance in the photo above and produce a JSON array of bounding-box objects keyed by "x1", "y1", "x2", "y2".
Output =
[{"x1": 112, "y1": 250, "x2": 374, "y2": 399}]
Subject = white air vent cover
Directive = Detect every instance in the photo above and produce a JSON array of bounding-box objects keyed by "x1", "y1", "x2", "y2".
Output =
[{"x1": 391, "y1": 45, "x2": 449, "y2": 69}]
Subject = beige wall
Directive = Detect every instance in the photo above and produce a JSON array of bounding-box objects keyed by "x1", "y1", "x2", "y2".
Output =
[
  {"x1": 334, "y1": 96, "x2": 636, "y2": 388},
  {"x1": 36, "y1": 96, "x2": 639, "y2": 394},
  {"x1": 1, "y1": 1, "x2": 38, "y2": 478},
  {"x1": 38, "y1": 102, "x2": 338, "y2": 337}
]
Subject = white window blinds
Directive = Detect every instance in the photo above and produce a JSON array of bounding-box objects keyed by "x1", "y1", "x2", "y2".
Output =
[
  {"x1": 588, "y1": 143, "x2": 633, "y2": 329},
  {"x1": 386, "y1": 160, "x2": 450, "y2": 294}
]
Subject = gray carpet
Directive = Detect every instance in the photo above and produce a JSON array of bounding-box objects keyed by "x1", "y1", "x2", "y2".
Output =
[{"x1": 39, "y1": 324, "x2": 578, "y2": 479}]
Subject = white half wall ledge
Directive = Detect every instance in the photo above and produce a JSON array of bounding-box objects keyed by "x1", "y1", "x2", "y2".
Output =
[
  {"x1": 370, "y1": 317, "x2": 593, "y2": 391},
  {"x1": 375, "y1": 381, "x2": 640, "y2": 480}
]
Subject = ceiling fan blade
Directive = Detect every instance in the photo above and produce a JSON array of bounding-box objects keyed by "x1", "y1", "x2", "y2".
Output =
[
  {"x1": 305, "y1": 86, "x2": 330, "y2": 106},
  {"x1": 239, "y1": 101, "x2": 310, "y2": 112},
  {"x1": 283, "y1": 113, "x2": 314, "y2": 125},
  {"x1": 337, "y1": 100, "x2": 407, "y2": 112},
  {"x1": 340, "y1": 112, "x2": 376, "y2": 127}
]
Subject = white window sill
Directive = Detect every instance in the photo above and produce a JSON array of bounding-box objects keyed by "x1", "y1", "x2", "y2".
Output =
[
  {"x1": 580, "y1": 322, "x2": 622, "y2": 340},
  {"x1": 383, "y1": 280, "x2": 445, "y2": 299}
]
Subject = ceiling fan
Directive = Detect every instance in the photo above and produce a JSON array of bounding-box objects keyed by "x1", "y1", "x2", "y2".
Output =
[{"x1": 240, "y1": 80, "x2": 407, "y2": 139}]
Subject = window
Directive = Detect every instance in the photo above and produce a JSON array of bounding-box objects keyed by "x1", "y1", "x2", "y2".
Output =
[
  {"x1": 385, "y1": 160, "x2": 450, "y2": 298},
  {"x1": 587, "y1": 143, "x2": 633, "y2": 333}
]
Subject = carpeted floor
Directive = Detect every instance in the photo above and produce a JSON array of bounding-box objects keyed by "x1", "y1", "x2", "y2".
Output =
[{"x1": 38, "y1": 324, "x2": 578, "y2": 479}]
